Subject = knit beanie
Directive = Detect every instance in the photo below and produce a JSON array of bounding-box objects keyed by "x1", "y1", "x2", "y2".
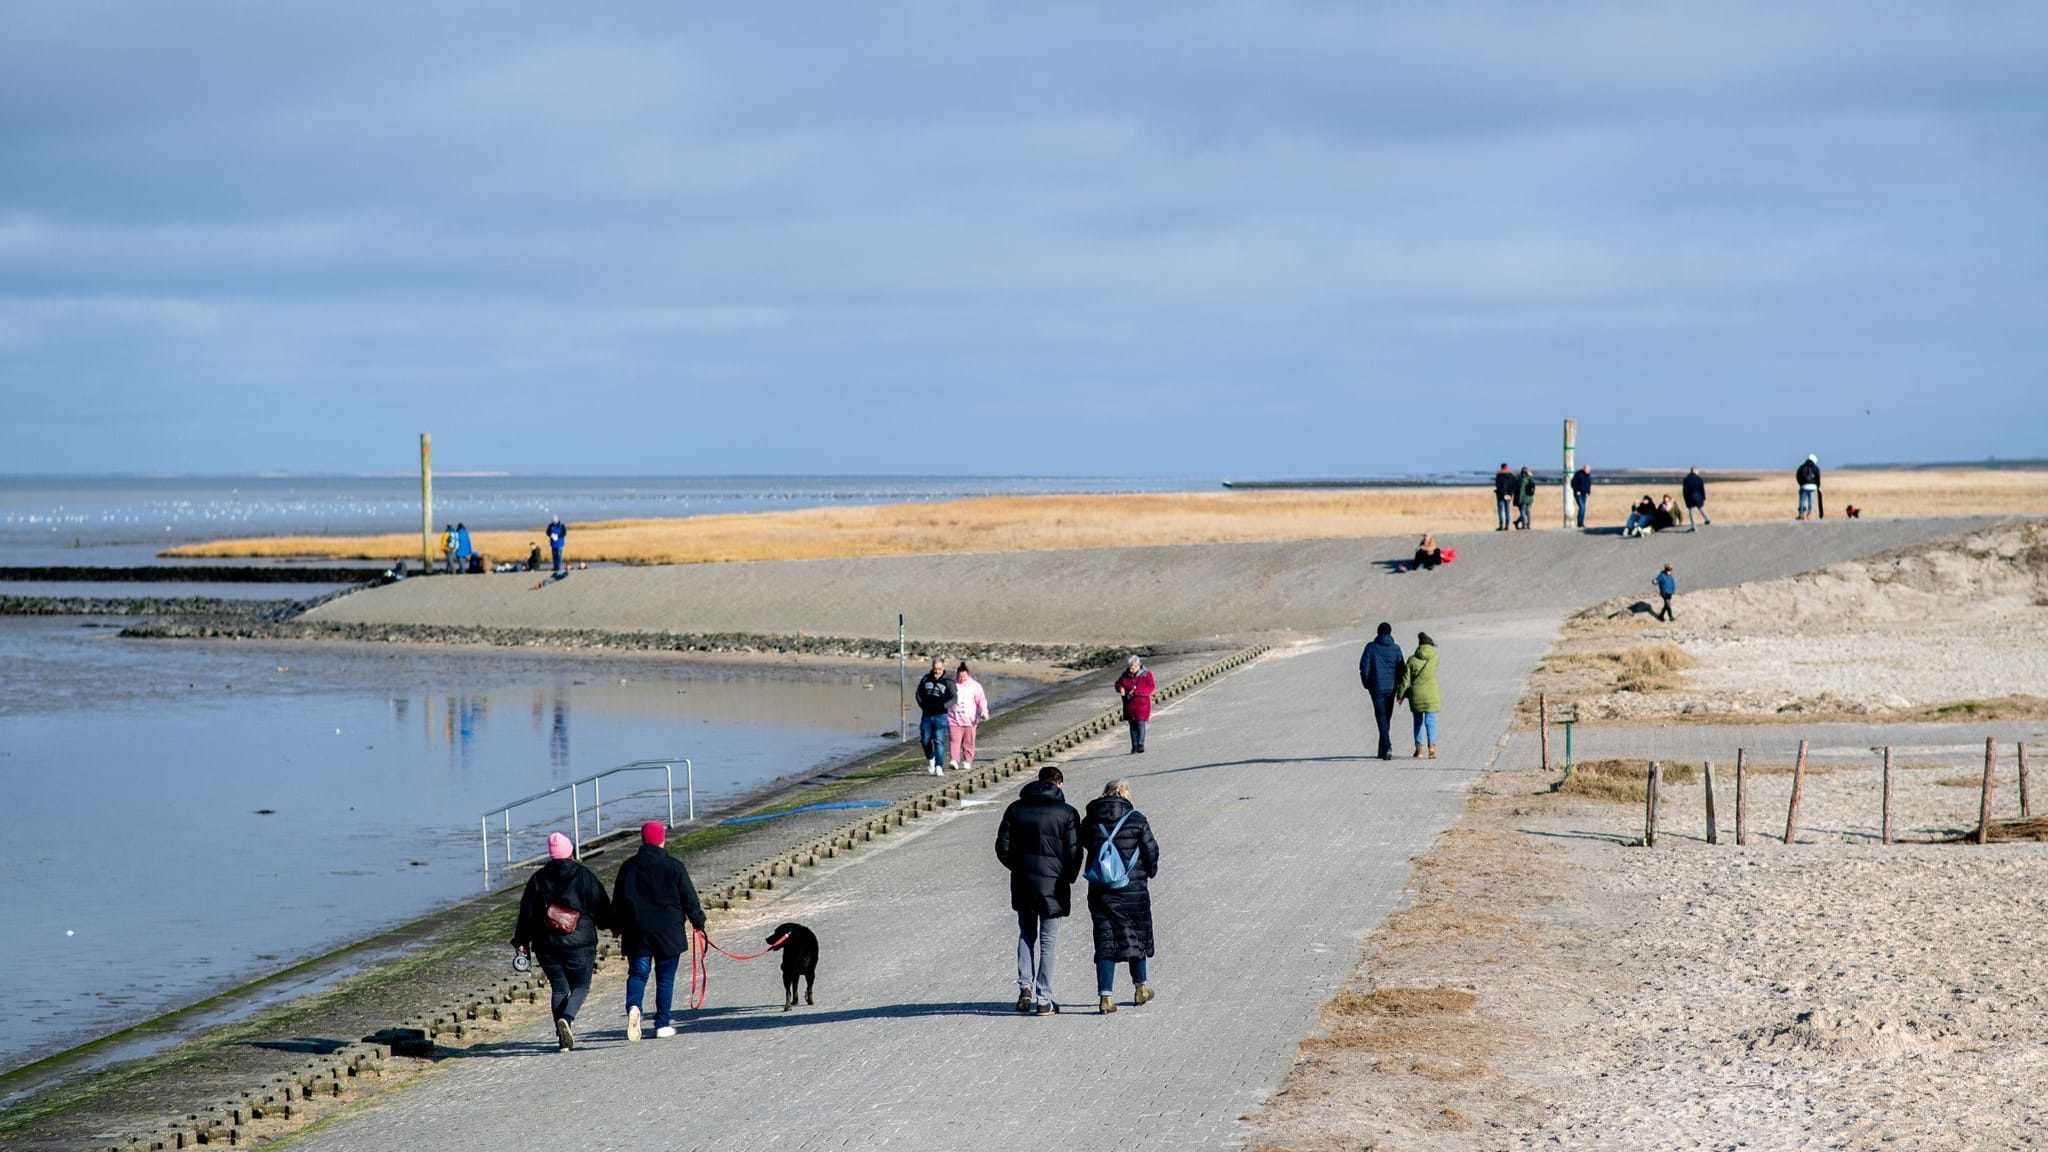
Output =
[
  {"x1": 641, "y1": 821, "x2": 666, "y2": 847},
  {"x1": 547, "y1": 832, "x2": 573, "y2": 860}
]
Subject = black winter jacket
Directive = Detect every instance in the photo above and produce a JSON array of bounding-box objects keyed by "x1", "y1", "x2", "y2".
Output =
[
  {"x1": 1571, "y1": 469, "x2": 1592, "y2": 497},
  {"x1": 915, "y1": 672, "x2": 957, "y2": 718},
  {"x1": 512, "y1": 858, "x2": 612, "y2": 955},
  {"x1": 1683, "y1": 473, "x2": 1707, "y2": 507},
  {"x1": 1359, "y1": 634, "x2": 1405, "y2": 695},
  {"x1": 1493, "y1": 470, "x2": 1516, "y2": 499},
  {"x1": 610, "y1": 843, "x2": 706, "y2": 958},
  {"x1": 1082, "y1": 796, "x2": 1160, "y2": 962},
  {"x1": 1796, "y1": 460, "x2": 1821, "y2": 487},
  {"x1": 995, "y1": 780, "x2": 1082, "y2": 917}
]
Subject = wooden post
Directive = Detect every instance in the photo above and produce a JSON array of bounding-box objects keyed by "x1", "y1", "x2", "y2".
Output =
[
  {"x1": 1561, "y1": 418, "x2": 1577, "y2": 529},
  {"x1": 419, "y1": 433, "x2": 434, "y2": 571},
  {"x1": 1783, "y1": 740, "x2": 1808, "y2": 845},
  {"x1": 1977, "y1": 737, "x2": 1996, "y2": 845},
  {"x1": 1881, "y1": 746, "x2": 1894, "y2": 845},
  {"x1": 1703, "y1": 759, "x2": 1719, "y2": 845},
  {"x1": 2020, "y1": 742, "x2": 2031, "y2": 818},
  {"x1": 1735, "y1": 748, "x2": 1748, "y2": 846},
  {"x1": 1643, "y1": 760, "x2": 1660, "y2": 847},
  {"x1": 1539, "y1": 693, "x2": 1551, "y2": 772}
]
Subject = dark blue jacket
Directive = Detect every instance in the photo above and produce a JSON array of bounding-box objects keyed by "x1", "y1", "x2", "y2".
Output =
[
  {"x1": 1358, "y1": 634, "x2": 1405, "y2": 695},
  {"x1": 1655, "y1": 571, "x2": 1676, "y2": 597},
  {"x1": 1571, "y1": 469, "x2": 1592, "y2": 496},
  {"x1": 1683, "y1": 473, "x2": 1706, "y2": 507}
]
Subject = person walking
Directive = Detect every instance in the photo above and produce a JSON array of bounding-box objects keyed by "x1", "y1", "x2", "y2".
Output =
[
  {"x1": 512, "y1": 832, "x2": 612, "y2": 1051},
  {"x1": 610, "y1": 821, "x2": 705, "y2": 1043},
  {"x1": 995, "y1": 765, "x2": 1081, "y2": 1015},
  {"x1": 454, "y1": 522, "x2": 474, "y2": 573},
  {"x1": 1654, "y1": 564, "x2": 1677, "y2": 621},
  {"x1": 1395, "y1": 632, "x2": 1443, "y2": 760},
  {"x1": 1114, "y1": 655, "x2": 1155, "y2": 753},
  {"x1": 914, "y1": 656, "x2": 956, "y2": 775},
  {"x1": 946, "y1": 660, "x2": 990, "y2": 770},
  {"x1": 1570, "y1": 465, "x2": 1593, "y2": 528},
  {"x1": 1358, "y1": 623, "x2": 1405, "y2": 761},
  {"x1": 1682, "y1": 468, "x2": 1711, "y2": 530},
  {"x1": 1796, "y1": 454, "x2": 1823, "y2": 520},
  {"x1": 546, "y1": 516, "x2": 567, "y2": 574},
  {"x1": 1082, "y1": 779, "x2": 1160, "y2": 1014},
  {"x1": 1492, "y1": 464, "x2": 1515, "y2": 531}
]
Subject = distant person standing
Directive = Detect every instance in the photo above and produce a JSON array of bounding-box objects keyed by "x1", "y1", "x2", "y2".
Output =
[
  {"x1": 1514, "y1": 467, "x2": 1537, "y2": 530},
  {"x1": 1493, "y1": 464, "x2": 1515, "y2": 531},
  {"x1": 512, "y1": 832, "x2": 611, "y2": 1051},
  {"x1": 1796, "y1": 454, "x2": 1822, "y2": 520},
  {"x1": 946, "y1": 660, "x2": 990, "y2": 771},
  {"x1": 439, "y1": 523, "x2": 456, "y2": 573},
  {"x1": 454, "y1": 522, "x2": 474, "y2": 572},
  {"x1": 1358, "y1": 623, "x2": 1405, "y2": 761},
  {"x1": 547, "y1": 516, "x2": 567, "y2": 574},
  {"x1": 915, "y1": 656, "x2": 956, "y2": 775},
  {"x1": 1570, "y1": 466, "x2": 1593, "y2": 528},
  {"x1": 1654, "y1": 564, "x2": 1677, "y2": 621},
  {"x1": 1682, "y1": 468, "x2": 1711, "y2": 530},
  {"x1": 1114, "y1": 656, "x2": 1155, "y2": 754},
  {"x1": 610, "y1": 821, "x2": 705, "y2": 1043},
  {"x1": 1083, "y1": 779, "x2": 1160, "y2": 1014},
  {"x1": 996, "y1": 765, "x2": 1081, "y2": 1015},
  {"x1": 1396, "y1": 632, "x2": 1442, "y2": 759}
]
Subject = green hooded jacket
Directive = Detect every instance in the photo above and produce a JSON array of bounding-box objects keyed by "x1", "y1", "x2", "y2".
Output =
[{"x1": 1396, "y1": 644, "x2": 1441, "y2": 714}]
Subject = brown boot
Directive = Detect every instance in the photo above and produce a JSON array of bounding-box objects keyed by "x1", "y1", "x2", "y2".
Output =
[
  {"x1": 1412, "y1": 746, "x2": 1423, "y2": 758},
  {"x1": 1428, "y1": 744, "x2": 1438, "y2": 759}
]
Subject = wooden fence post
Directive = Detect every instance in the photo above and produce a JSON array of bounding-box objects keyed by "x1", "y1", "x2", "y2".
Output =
[
  {"x1": 1539, "y1": 693, "x2": 1550, "y2": 773},
  {"x1": 1881, "y1": 746, "x2": 1893, "y2": 846},
  {"x1": 1784, "y1": 739, "x2": 1808, "y2": 845},
  {"x1": 1644, "y1": 760, "x2": 1661, "y2": 847},
  {"x1": 1977, "y1": 737, "x2": 1996, "y2": 845},
  {"x1": 1703, "y1": 759, "x2": 1719, "y2": 844},
  {"x1": 2020, "y1": 742, "x2": 2031, "y2": 819},
  {"x1": 1735, "y1": 748, "x2": 1748, "y2": 847}
]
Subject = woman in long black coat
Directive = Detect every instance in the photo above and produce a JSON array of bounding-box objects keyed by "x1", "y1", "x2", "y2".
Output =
[
  {"x1": 1082, "y1": 779, "x2": 1161, "y2": 1014},
  {"x1": 512, "y1": 832, "x2": 612, "y2": 1051}
]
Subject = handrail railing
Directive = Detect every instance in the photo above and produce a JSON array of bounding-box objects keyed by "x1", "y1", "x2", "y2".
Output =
[{"x1": 481, "y1": 758, "x2": 694, "y2": 889}]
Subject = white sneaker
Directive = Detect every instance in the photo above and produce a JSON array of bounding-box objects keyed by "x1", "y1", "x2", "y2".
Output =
[
  {"x1": 948, "y1": 760, "x2": 958, "y2": 769},
  {"x1": 626, "y1": 1005, "x2": 642, "y2": 1043},
  {"x1": 963, "y1": 760, "x2": 973, "y2": 771},
  {"x1": 654, "y1": 1025, "x2": 677, "y2": 1038}
]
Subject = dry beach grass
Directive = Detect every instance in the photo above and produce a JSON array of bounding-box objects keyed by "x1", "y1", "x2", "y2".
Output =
[{"x1": 164, "y1": 468, "x2": 2048, "y2": 565}]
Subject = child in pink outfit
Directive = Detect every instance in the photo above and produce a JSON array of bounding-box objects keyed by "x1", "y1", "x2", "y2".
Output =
[{"x1": 945, "y1": 662, "x2": 991, "y2": 769}]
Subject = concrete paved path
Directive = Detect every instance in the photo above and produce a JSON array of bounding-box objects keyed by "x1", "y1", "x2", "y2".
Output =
[{"x1": 293, "y1": 610, "x2": 1555, "y2": 1151}]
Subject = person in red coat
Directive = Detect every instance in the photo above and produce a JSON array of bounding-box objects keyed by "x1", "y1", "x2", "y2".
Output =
[{"x1": 1114, "y1": 655, "x2": 1156, "y2": 753}]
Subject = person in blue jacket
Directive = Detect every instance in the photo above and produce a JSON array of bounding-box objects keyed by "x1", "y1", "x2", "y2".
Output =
[
  {"x1": 1654, "y1": 564, "x2": 1677, "y2": 621},
  {"x1": 546, "y1": 516, "x2": 568, "y2": 574},
  {"x1": 1357, "y1": 623, "x2": 1406, "y2": 761},
  {"x1": 1682, "y1": 468, "x2": 1711, "y2": 531},
  {"x1": 454, "y1": 522, "x2": 474, "y2": 571}
]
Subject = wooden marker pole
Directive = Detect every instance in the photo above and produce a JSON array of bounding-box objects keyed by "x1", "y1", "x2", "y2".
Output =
[
  {"x1": 1977, "y1": 737, "x2": 1996, "y2": 845},
  {"x1": 419, "y1": 433, "x2": 434, "y2": 571},
  {"x1": 1539, "y1": 693, "x2": 1551, "y2": 772},
  {"x1": 1642, "y1": 761, "x2": 1656, "y2": 846},
  {"x1": 1735, "y1": 748, "x2": 1748, "y2": 846},
  {"x1": 1561, "y1": 418, "x2": 1577, "y2": 529},
  {"x1": 2020, "y1": 743, "x2": 2031, "y2": 819},
  {"x1": 1784, "y1": 739, "x2": 1808, "y2": 845},
  {"x1": 1881, "y1": 746, "x2": 1894, "y2": 845},
  {"x1": 1703, "y1": 760, "x2": 1719, "y2": 844}
]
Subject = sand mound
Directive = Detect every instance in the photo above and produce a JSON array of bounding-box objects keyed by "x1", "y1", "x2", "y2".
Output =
[{"x1": 1748, "y1": 1009, "x2": 1965, "y2": 1063}]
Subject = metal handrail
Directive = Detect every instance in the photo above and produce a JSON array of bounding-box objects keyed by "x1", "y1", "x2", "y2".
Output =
[{"x1": 480, "y1": 758, "x2": 694, "y2": 889}]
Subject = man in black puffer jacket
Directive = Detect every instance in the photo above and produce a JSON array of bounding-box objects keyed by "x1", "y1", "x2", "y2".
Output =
[
  {"x1": 512, "y1": 832, "x2": 612, "y2": 1051},
  {"x1": 995, "y1": 765, "x2": 1081, "y2": 1015},
  {"x1": 1358, "y1": 623, "x2": 1406, "y2": 761},
  {"x1": 611, "y1": 821, "x2": 706, "y2": 1042}
]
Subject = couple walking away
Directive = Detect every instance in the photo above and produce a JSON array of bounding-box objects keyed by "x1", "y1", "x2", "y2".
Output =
[
  {"x1": 995, "y1": 766, "x2": 1161, "y2": 1016},
  {"x1": 915, "y1": 657, "x2": 991, "y2": 774},
  {"x1": 1358, "y1": 624, "x2": 1443, "y2": 760},
  {"x1": 511, "y1": 821, "x2": 705, "y2": 1051}
]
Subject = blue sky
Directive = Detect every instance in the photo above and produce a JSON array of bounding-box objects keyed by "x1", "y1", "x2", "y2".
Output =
[{"x1": 2, "y1": 3, "x2": 2043, "y2": 476}]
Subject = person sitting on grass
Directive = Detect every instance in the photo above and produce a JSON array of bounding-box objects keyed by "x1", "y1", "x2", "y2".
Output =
[{"x1": 1622, "y1": 495, "x2": 1657, "y2": 538}]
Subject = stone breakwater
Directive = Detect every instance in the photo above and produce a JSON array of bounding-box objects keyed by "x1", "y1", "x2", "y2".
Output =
[
  {"x1": 0, "y1": 594, "x2": 302, "y2": 619},
  {"x1": 118, "y1": 617, "x2": 1138, "y2": 669}
]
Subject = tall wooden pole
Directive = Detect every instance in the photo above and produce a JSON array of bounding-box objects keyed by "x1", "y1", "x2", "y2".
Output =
[
  {"x1": 1561, "y1": 418, "x2": 1577, "y2": 529},
  {"x1": 1643, "y1": 760, "x2": 1661, "y2": 847},
  {"x1": 1784, "y1": 739, "x2": 1808, "y2": 845},
  {"x1": 1735, "y1": 748, "x2": 1749, "y2": 846},
  {"x1": 2020, "y1": 742, "x2": 2031, "y2": 818},
  {"x1": 1881, "y1": 746, "x2": 1894, "y2": 845},
  {"x1": 1977, "y1": 737, "x2": 1996, "y2": 845},
  {"x1": 1539, "y1": 693, "x2": 1550, "y2": 773},
  {"x1": 1703, "y1": 760, "x2": 1718, "y2": 845},
  {"x1": 420, "y1": 433, "x2": 433, "y2": 571}
]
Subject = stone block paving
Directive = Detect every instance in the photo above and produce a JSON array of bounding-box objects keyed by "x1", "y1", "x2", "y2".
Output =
[{"x1": 291, "y1": 612, "x2": 1558, "y2": 1152}]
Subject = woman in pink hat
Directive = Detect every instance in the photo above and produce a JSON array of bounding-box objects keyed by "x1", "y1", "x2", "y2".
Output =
[{"x1": 512, "y1": 832, "x2": 612, "y2": 1051}]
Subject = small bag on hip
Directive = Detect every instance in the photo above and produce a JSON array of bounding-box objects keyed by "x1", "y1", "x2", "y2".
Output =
[{"x1": 545, "y1": 903, "x2": 581, "y2": 934}]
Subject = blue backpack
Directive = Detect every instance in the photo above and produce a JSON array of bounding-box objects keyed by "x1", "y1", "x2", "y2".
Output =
[{"x1": 1083, "y1": 809, "x2": 1141, "y2": 889}]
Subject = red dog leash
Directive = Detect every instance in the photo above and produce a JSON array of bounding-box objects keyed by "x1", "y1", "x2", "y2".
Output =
[{"x1": 688, "y1": 929, "x2": 789, "y2": 1010}]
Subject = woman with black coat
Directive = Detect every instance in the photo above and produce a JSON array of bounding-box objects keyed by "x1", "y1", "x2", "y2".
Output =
[
  {"x1": 512, "y1": 832, "x2": 612, "y2": 1051},
  {"x1": 1082, "y1": 779, "x2": 1161, "y2": 1014}
]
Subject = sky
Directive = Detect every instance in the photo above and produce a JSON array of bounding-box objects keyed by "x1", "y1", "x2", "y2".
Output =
[{"x1": 2, "y1": 2, "x2": 2044, "y2": 477}]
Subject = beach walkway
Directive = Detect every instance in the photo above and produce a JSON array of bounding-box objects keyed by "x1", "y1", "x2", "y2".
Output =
[{"x1": 289, "y1": 609, "x2": 1557, "y2": 1151}]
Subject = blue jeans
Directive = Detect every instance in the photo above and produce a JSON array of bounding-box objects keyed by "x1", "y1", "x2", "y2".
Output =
[
  {"x1": 1412, "y1": 711, "x2": 1438, "y2": 747},
  {"x1": 1097, "y1": 958, "x2": 1149, "y2": 996},
  {"x1": 1369, "y1": 691, "x2": 1396, "y2": 757},
  {"x1": 918, "y1": 714, "x2": 950, "y2": 763},
  {"x1": 1127, "y1": 719, "x2": 1147, "y2": 751},
  {"x1": 626, "y1": 952, "x2": 680, "y2": 1029},
  {"x1": 550, "y1": 543, "x2": 563, "y2": 573},
  {"x1": 1496, "y1": 496, "x2": 1512, "y2": 530},
  {"x1": 1798, "y1": 488, "x2": 1815, "y2": 517},
  {"x1": 1573, "y1": 493, "x2": 1587, "y2": 528}
]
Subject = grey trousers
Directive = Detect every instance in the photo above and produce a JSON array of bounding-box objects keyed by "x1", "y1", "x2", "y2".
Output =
[{"x1": 1016, "y1": 910, "x2": 1062, "y2": 1003}]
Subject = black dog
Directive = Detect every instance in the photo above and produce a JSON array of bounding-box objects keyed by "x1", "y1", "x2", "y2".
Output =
[{"x1": 768, "y1": 922, "x2": 819, "y2": 1011}]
